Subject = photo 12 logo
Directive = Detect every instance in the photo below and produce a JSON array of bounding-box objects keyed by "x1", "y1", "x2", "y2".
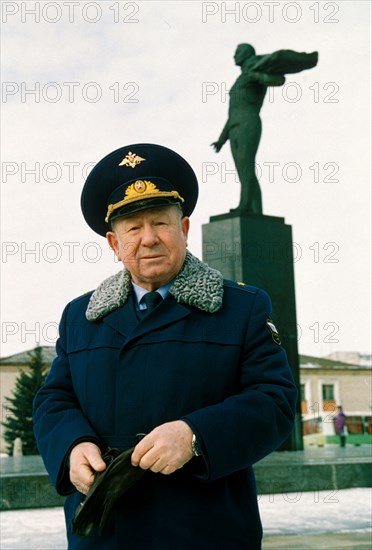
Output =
[
  {"x1": 1, "y1": 241, "x2": 119, "y2": 264},
  {"x1": 202, "y1": 239, "x2": 340, "y2": 265},
  {"x1": 201, "y1": 161, "x2": 340, "y2": 185},
  {"x1": 201, "y1": 81, "x2": 340, "y2": 104},
  {"x1": 1, "y1": 81, "x2": 140, "y2": 104},
  {"x1": 201, "y1": 2, "x2": 340, "y2": 24},
  {"x1": 1, "y1": 2, "x2": 140, "y2": 24},
  {"x1": 2, "y1": 161, "x2": 95, "y2": 184},
  {"x1": 1, "y1": 321, "x2": 59, "y2": 345}
]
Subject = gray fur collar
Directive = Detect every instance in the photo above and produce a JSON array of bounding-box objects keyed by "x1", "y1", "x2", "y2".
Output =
[{"x1": 86, "y1": 251, "x2": 224, "y2": 321}]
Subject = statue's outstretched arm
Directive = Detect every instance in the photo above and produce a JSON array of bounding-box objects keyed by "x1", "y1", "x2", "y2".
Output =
[
  {"x1": 211, "y1": 120, "x2": 229, "y2": 152},
  {"x1": 251, "y1": 50, "x2": 318, "y2": 75}
]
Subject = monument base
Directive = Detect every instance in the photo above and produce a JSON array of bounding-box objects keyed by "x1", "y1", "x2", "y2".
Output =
[
  {"x1": 2, "y1": 448, "x2": 371, "y2": 509},
  {"x1": 203, "y1": 212, "x2": 302, "y2": 451}
]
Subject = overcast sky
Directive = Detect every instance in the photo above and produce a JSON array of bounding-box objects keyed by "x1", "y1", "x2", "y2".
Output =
[{"x1": 1, "y1": 0, "x2": 371, "y2": 359}]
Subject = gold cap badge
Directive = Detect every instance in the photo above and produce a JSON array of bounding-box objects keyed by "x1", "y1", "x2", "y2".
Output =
[
  {"x1": 105, "y1": 180, "x2": 184, "y2": 223},
  {"x1": 118, "y1": 152, "x2": 146, "y2": 168}
]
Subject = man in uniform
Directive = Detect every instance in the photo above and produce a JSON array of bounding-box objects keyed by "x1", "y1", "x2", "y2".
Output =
[{"x1": 33, "y1": 143, "x2": 297, "y2": 549}]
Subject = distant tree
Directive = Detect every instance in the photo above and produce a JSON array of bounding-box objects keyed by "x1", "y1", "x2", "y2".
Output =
[{"x1": 2, "y1": 346, "x2": 48, "y2": 455}]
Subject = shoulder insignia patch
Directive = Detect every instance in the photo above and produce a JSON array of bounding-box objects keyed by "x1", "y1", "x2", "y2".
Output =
[
  {"x1": 266, "y1": 318, "x2": 281, "y2": 345},
  {"x1": 236, "y1": 281, "x2": 246, "y2": 286}
]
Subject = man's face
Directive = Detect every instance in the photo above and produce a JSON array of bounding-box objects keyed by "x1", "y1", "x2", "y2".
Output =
[{"x1": 106, "y1": 205, "x2": 190, "y2": 291}]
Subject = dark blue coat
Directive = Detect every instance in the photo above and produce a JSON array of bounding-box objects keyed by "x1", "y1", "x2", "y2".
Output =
[{"x1": 33, "y1": 255, "x2": 297, "y2": 550}]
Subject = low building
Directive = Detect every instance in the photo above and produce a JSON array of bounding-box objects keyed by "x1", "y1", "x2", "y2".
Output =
[
  {"x1": 1, "y1": 347, "x2": 371, "y2": 453},
  {"x1": 326, "y1": 351, "x2": 372, "y2": 368},
  {"x1": 300, "y1": 355, "x2": 372, "y2": 446}
]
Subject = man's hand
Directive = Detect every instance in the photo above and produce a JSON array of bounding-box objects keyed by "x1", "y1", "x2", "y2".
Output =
[
  {"x1": 131, "y1": 421, "x2": 194, "y2": 475},
  {"x1": 69, "y1": 442, "x2": 106, "y2": 495}
]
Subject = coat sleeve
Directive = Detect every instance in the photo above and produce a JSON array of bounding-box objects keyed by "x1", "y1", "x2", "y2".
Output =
[
  {"x1": 182, "y1": 289, "x2": 297, "y2": 482},
  {"x1": 33, "y1": 303, "x2": 101, "y2": 495}
]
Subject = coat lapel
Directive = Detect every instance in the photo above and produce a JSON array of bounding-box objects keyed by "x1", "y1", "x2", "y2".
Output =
[
  {"x1": 131, "y1": 296, "x2": 190, "y2": 340},
  {"x1": 102, "y1": 294, "x2": 139, "y2": 339},
  {"x1": 102, "y1": 294, "x2": 191, "y2": 344}
]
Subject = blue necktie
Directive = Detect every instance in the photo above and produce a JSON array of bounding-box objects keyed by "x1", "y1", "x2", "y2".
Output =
[{"x1": 140, "y1": 292, "x2": 163, "y2": 316}]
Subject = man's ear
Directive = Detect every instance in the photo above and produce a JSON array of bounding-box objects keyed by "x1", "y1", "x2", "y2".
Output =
[
  {"x1": 181, "y1": 217, "x2": 190, "y2": 245},
  {"x1": 106, "y1": 231, "x2": 120, "y2": 260}
]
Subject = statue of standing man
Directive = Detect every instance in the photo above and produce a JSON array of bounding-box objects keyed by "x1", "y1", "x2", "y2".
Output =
[{"x1": 212, "y1": 44, "x2": 318, "y2": 214}]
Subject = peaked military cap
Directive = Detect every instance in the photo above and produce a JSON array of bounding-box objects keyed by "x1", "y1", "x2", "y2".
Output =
[{"x1": 81, "y1": 143, "x2": 199, "y2": 236}]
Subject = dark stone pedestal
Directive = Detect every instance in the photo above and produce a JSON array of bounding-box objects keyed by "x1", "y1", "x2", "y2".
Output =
[
  {"x1": 2, "y1": 448, "x2": 371, "y2": 509},
  {"x1": 202, "y1": 212, "x2": 303, "y2": 451},
  {"x1": 0, "y1": 456, "x2": 65, "y2": 510}
]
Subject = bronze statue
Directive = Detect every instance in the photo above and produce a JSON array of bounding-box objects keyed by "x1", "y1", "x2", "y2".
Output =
[{"x1": 212, "y1": 44, "x2": 318, "y2": 214}]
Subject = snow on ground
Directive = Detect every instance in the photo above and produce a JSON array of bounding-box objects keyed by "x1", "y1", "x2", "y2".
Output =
[
  {"x1": 0, "y1": 489, "x2": 371, "y2": 549},
  {"x1": 0, "y1": 507, "x2": 66, "y2": 550},
  {"x1": 259, "y1": 487, "x2": 372, "y2": 536}
]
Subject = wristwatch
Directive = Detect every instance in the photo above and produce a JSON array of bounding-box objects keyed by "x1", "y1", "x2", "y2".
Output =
[{"x1": 191, "y1": 433, "x2": 201, "y2": 457}]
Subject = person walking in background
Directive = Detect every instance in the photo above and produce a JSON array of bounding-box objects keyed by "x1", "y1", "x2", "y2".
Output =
[{"x1": 335, "y1": 406, "x2": 347, "y2": 447}]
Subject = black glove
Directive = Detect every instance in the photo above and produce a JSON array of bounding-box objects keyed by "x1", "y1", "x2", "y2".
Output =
[{"x1": 71, "y1": 447, "x2": 145, "y2": 537}]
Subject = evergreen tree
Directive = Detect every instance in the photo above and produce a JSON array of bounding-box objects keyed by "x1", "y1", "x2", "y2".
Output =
[{"x1": 2, "y1": 346, "x2": 48, "y2": 455}]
